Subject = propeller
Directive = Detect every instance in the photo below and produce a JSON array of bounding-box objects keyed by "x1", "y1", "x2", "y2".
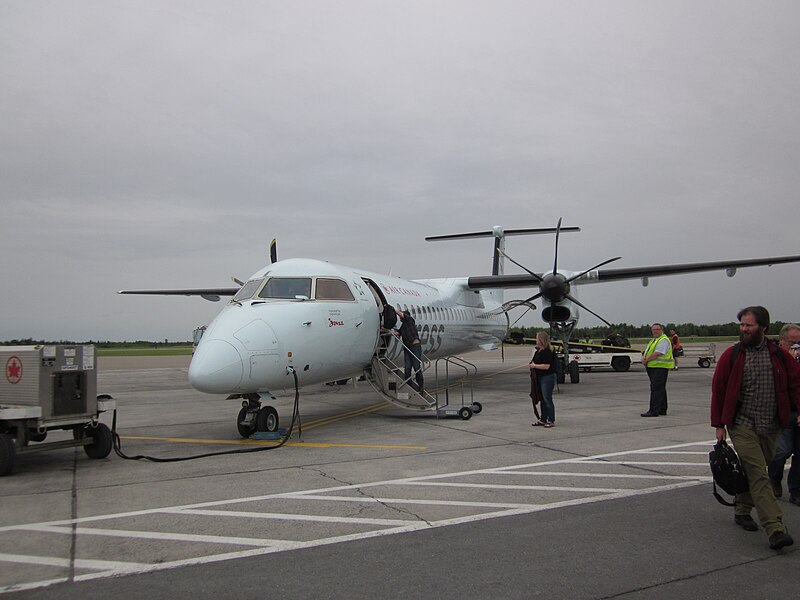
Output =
[{"x1": 499, "y1": 219, "x2": 622, "y2": 327}]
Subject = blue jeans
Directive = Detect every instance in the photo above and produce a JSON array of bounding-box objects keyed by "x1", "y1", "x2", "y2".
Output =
[
  {"x1": 768, "y1": 412, "x2": 800, "y2": 492},
  {"x1": 538, "y1": 373, "x2": 556, "y2": 424}
]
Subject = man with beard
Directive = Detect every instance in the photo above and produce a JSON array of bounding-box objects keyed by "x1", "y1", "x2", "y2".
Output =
[{"x1": 711, "y1": 306, "x2": 800, "y2": 550}]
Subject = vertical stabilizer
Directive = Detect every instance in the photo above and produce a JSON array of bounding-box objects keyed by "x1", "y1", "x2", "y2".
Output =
[{"x1": 491, "y1": 226, "x2": 505, "y2": 276}]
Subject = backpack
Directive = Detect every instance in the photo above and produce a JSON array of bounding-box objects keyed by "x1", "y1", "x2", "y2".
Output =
[{"x1": 708, "y1": 439, "x2": 748, "y2": 506}]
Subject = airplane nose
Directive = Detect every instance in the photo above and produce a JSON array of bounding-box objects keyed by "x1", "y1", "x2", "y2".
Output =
[{"x1": 188, "y1": 339, "x2": 244, "y2": 394}]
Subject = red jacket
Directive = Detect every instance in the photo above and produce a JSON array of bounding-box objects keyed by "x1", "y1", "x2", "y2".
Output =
[{"x1": 711, "y1": 340, "x2": 800, "y2": 428}]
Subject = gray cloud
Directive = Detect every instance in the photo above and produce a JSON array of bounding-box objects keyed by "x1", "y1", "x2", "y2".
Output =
[{"x1": 1, "y1": 0, "x2": 799, "y2": 341}]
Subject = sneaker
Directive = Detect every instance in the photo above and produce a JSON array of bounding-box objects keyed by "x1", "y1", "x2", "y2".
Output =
[
  {"x1": 532, "y1": 420, "x2": 546, "y2": 426},
  {"x1": 769, "y1": 530, "x2": 794, "y2": 550},
  {"x1": 771, "y1": 478, "x2": 783, "y2": 498},
  {"x1": 543, "y1": 422, "x2": 555, "y2": 428},
  {"x1": 790, "y1": 491, "x2": 800, "y2": 506},
  {"x1": 734, "y1": 514, "x2": 759, "y2": 532}
]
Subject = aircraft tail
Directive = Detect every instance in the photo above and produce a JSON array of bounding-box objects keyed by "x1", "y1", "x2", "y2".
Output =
[{"x1": 425, "y1": 225, "x2": 581, "y2": 276}]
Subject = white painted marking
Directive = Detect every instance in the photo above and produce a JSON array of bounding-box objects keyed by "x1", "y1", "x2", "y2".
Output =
[
  {"x1": 583, "y1": 461, "x2": 708, "y2": 467},
  {"x1": 20, "y1": 525, "x2": 287, "y2": 548},
  {"x1": 168, "y1": 508, "x2": 412, "y2": 527},
  {"x1": 0, "y1": 440, "x2": 715, "y2": 595},
  {"x1": 283, "y1": 494, "x2": 540, "y2": 509},
  {"x1": 488, "y1": 471, "x2": 709, "y2": 481},
  {"x1": 398, "y1": 481, "x2": 624, "y2": 493}
]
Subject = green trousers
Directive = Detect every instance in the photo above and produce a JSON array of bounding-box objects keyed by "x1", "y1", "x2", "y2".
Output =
[{"x1": 729, "y1": 425, "x2": 784, "y2": 536}]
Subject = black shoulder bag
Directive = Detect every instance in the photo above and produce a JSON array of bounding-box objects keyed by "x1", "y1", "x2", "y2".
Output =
[{"x1": 708, "y1": 439, "x2": 748, "y2": 506}]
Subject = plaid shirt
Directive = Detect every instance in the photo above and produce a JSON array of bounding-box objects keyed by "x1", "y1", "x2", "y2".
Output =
[{"x1": 734, "y1": 340, "x2": 780, "y2": 434}]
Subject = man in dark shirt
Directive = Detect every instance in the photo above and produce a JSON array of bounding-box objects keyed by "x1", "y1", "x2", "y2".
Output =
[
  {"x1": 394, "y1": 309, "x2": 424, "y2": 394},
  {"x1": 711, "y1": 306, "x2": 800, "y2": 550}
]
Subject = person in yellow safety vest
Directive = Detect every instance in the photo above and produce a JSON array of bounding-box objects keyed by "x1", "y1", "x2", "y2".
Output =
[{"x1": 641, "y1": 323, "x2": 675, "y2": 417}]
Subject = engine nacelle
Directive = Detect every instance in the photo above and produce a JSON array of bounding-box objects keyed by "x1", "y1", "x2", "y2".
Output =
[{"x1": 542, "y1": 305, "x2": 572, "y2": 323}]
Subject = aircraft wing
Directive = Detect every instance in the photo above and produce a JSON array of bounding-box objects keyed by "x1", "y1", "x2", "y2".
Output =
[
  {"x1": 466, "y1": 254, "x2": 800, "y2": 289},
  {"x1": 117, "y1": 288, "x2": 239, "y2": 302}
]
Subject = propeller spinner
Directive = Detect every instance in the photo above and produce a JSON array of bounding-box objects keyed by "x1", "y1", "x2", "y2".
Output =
[{"x1": 500, "y1": 218, "x2": 621, "y2": 327}]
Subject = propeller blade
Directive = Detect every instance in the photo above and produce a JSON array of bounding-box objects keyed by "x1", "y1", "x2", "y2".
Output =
[
  {"x1": 566, "y1": 256, "x2": 622, "y2": 284},
  {"x1": 520, "y1": 291, "x2": 544, "y2": 304},
  {"x1": 497, "y1": 248, "x2": 543, "y2": 282},
  {"x1": 270, "y1": 239, "x2": 277, "y2": 264},
  {"x1": 565, "y1": 294, "x2": 612, "y2": 327},
  {"x1": 552, "y1": 217, "x2": 562, "y2": 274}
]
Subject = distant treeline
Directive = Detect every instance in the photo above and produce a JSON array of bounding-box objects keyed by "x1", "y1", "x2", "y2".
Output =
[
  {"x1": 2, "y1": 320, "x2": 797, "y2": 347},
  {"x1": 0, "y1": 339, "x2": 191, "y2": 347},
  {"x1": 509, "y1": 321, "x2": 797, "y2": 340}
]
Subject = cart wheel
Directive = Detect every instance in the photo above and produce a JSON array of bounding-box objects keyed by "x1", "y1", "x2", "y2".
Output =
[
  {"x1": 0, "y1": 433, "x2": 15, "y2": 476},
  {"x1": 256, "y1": 406, "x2": 279, "y2": 432},
  {"x1": 569, "y1": 360, "x2": 580, "y2": 383},
  {"x1": 237, "y1": 406, "x2": 256, "y2": 438},
  {"x1": 458, "y1": 406, "x2": 473, "y2": 420},
  {"x1": 699, "y1": 358, "x2": 711, "y2": 368},
  {"x1": 471, "y1": 402, "x2": 483, "y2": 414},
  {"x1": 611, "y1": 356, "x2": 631, "y2": 372},
  {"x1": 83, "y1": 423, "x2": 113, "y2": 459},
  {"x1": 28, "y1": 429, "x2": 47, "y2": 443}
]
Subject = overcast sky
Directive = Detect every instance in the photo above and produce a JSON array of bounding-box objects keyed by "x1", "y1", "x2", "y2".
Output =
[{"x1": 1, "y1": 0, "x2": 799, "y2": 342}]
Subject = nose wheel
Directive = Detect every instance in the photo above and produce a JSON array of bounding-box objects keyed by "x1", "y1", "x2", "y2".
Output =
[{"x1": 237, "y1": 397, "x2": 280, "y2": 438}]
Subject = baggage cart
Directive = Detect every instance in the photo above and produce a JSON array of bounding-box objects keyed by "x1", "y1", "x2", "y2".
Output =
[{"x1": 0, "y1": 345, "x2": 115, "y2": 475}]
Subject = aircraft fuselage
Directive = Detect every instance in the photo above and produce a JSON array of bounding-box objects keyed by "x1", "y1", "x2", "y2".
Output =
[{"x1": 188, "y1": 258, "x2": 508, "y2": 395}]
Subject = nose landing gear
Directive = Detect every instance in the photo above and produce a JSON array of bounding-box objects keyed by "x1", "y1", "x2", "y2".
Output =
[{"x1": 236, "y1": 394, "x2": 280, "y2": 438}]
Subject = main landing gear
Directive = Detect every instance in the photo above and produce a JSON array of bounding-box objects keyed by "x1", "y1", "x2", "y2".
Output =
[{"x1": 236, "y1": 394, "x2": 280, "y2": 438}]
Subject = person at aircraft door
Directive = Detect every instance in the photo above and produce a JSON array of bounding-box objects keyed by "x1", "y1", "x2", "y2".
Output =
[
  {"x1": 768, "y1": 324, "x2": 800, "y2": 506},
  {"x1": 530, "y1": 331, "x2": 557, "y2": 427},
  {"x1": 394, "y1": 309, "x2": 424, "y2": 394},
  {"x1": 711, "y1": 306, "x2": 800, "y2": 550},
  {"x1": 641, "y1": 323, "x2": 673, "y2": 417}
]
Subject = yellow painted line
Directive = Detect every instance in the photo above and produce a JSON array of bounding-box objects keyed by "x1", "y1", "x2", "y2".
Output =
[
  {"x1": 301, "y1": 401, "x2": 389, "y2": 430},
  {"x1": 119, "y1": 435, "x2": 425, "y2": 450},
  {"x1": 479, "y1": 361, "x2": 531, "y2": 379}
]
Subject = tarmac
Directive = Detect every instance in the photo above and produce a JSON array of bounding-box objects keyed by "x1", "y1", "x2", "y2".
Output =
[{"x1": 1, "y1": 344, "x2": 798, "y2": 598}]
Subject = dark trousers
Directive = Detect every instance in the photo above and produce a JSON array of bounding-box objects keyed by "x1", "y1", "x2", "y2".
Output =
[
  {"x1": 646, "y1": 367, "x2": 669, "y2": 414},
  {"x1": 404, "y1": 343, "x2": 424, "y2": 391},
  {"x1": 768, "y1": 412, "x2": 800, "y2": 492}
]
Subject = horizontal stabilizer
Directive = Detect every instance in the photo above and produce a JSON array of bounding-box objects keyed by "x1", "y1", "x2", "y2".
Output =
[{"x1": 425, "y1": 226, "x2": 579, "y2": 242}]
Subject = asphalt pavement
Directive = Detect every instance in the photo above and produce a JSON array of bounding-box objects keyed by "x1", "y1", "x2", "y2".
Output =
[{"x1": 1, "y1": 344, "x2": 798, "y2": 598}]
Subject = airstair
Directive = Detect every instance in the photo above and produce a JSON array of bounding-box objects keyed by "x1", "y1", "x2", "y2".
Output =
[{"x1": 363, "y1": 343, "x2": 482, "y2": 419}]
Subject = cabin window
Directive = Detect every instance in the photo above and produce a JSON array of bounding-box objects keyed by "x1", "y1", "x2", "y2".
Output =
[
  {"x1": 258, "y1": 277, "x2": 312, "y2": 299},
  {"x1": 315, "y1": 278, "x2": 355, "y2": 301},
  {"x1": 232, "y1": 278, "x2": 264, "y2": 302}
]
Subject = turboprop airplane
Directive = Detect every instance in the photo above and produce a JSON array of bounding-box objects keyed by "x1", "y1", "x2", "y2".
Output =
[{"x1": 119, "y1": 222, "x2": 800, "y2": 436}]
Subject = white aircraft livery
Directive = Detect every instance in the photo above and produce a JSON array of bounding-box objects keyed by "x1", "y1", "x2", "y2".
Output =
[{"x1": 120, "y1": 222, "x2": 800, "y2": 436}]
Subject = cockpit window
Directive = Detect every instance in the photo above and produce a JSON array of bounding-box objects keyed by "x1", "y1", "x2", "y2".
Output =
[
  {"x1": 258, "y1": 277, "x2": 312, "y2": 299},
  {"x1": 315, "y1": 278, "x2": 355, "y2": 301},
  {"x1": 232, "y1": 278, "x2": 264, "y2": 302}
]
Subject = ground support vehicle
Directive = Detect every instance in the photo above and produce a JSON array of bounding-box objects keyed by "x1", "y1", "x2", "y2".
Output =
[
  {"x1": 0, "y1": 345, "x2": 115, "y2": 476},
  {"x1": 552, "y1": 341, "x2": 643, "y2": 383},
  {"x1": 677, "y1": 343, "x2": 717, "y2": 368}
]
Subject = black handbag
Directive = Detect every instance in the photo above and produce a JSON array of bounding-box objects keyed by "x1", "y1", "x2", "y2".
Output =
[{"x1": 709, "y1": 439, "x2": 748, "y2": 506}]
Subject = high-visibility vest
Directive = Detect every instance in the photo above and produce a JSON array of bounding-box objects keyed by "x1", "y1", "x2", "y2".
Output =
[{"x1": 644, "y1": 334, "x2": 675, "y2": 369}]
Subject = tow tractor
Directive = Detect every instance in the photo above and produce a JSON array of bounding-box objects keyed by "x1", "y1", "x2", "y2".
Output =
[
  {"x1": 551, "y1": 339, "x2": 642, "y2": 383},
  {"x1": 1, "y1": 345, "x2": 115, "y2": 476}
]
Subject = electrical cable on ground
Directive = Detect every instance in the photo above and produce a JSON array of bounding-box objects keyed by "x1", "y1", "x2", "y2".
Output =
[{"x1": 111, "y1": 368, "x2": 301, "y2": 463}]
